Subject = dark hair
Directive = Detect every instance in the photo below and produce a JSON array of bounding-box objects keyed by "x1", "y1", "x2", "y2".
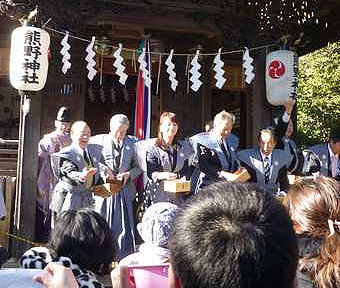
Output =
[
  {"x1": 257, "y1": 126, "x2": 278, "y2": 143},
  {"x1": 288, "y1": 176, "x2": 340, "y2": 288},
  {"x1": 48, "y1": 208, "x2": 115, "y2": 274},
  {"x1": 56, "y1": 106, "x2": 71, "y2": 122},
  {"x1": 170, "y1": 182, "x2": 298, "y2": 288},
  {"x1": 330, "y1": 127, "x2": 340, "y2": 143},
  {"x1": 156, "y1": 112, "x2": 178, "y2": 147}
]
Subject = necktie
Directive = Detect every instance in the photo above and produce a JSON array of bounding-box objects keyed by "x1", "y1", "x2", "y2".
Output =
[
  {"x1": 83, "y1": 150, "x2": 93, "y2": 189},
  {"x1": 113, "y1": 142, "x2": 122, "y2": 170},
  {"x1": 219, "y1": 140, "x2": 231, "y2": 170},
  {"x1": 116, "y1": 142, "x2": 122, "y2": 153},
  {"x1": 219, "y1": 140, "x2": 230, "y2": 161},
  {"x1": 264, "y1": 156, "x2": 270, "y2": 183},
  {"x1": 84, "y1": 150, "x2": 91, "y2": 166}
]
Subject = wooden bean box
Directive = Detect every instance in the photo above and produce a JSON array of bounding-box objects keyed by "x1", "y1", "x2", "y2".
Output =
[
  {"x1": 163, "y1": 179, "x2": 191, "y2": 193},
  {"x1": 94, "y1": 179, "x2": 123, "y2": 198}
]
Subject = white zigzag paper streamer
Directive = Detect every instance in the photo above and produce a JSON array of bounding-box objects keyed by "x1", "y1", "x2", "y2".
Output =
[
  {"x1": 85, "y1": 36, "x2": 97, "y2": 81},
  {"x1": 243, "y1": 47, "x2": 255, "y2": 84},
  {"x1": 165, "y1": 49, "x2": 178, "y2": 91},
  {"x1": 60, "y1": 31, "x2": 71, "y2": 74},
  {"x1": 138, "y1": 48, "x2": 152, "y2": 88},
  {"x1": 100, "y1": 86, "x2": 105, "y2": 102},
  {"x1": 88, "y1": 86, "x2": 95, "y2": 102},
  {"x1": 113, "y1": 43, "x2": 128, "y2": 85},
  {"x1": 189, "y1": 50, "x2": 202, "y2": 92},
  {"x1": 213, "y1": 48, "x2": 226, "y2": 89}
]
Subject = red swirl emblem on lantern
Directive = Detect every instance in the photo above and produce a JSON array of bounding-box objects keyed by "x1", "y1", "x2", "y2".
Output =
[{"x1": 268, "y1": 60, "x2": 285, "y2": 79}]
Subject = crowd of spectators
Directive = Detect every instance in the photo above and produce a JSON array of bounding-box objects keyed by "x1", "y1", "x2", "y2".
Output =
[{"x1": 1, "y1": 175, "x2": 340, "y2": 288}]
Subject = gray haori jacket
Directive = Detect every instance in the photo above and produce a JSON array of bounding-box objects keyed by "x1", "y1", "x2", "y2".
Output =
[
  {"x1": 134, "y1": 138, "x2": 158, "y2": 173},
  {"x1": 237, "y1": 148, "x2": 289, "y2": 195},
  {"x1": 90, "y1": 134, "x2": 141, "y2": 199},
  {"x1": 190, "y1": 133, "x2": 239, "y2": 191},
  {"x1": 50, "y1": 144, "x2": 104, "y2": 212},
  {"x1": 146, "y1": 139, "x2": 194, "y2": 182},
  {"x1": 142, "y1": 139, "x2": 194, "y2": 205}
]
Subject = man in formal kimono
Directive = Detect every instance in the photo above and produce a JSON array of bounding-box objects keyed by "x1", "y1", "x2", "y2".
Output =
[
  {"x1": 237, "y1": 128, "x2": 289, "y2": 195},
  {"x1": 38, "y1": 107, "x2": 72, "y2": 201},
  {"x1": 50, "y1": 121, "x2": 103, "y2": 225},
  {"x1": 91, "y1": 114, "x2": 141, "y2": 261},
  {"x1": 308, "y1": 127, "x2": 340, "y2": 180},
  {"x1": 36, "y1": 107, "x2": 72, "y2": 240},
  {"x1": 190, "y1": 110, "x2": 240, "y2": 192}
]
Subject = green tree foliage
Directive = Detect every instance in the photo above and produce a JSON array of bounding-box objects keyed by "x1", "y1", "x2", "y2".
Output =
[{"x1": 296, "y1": 42, "x2": 340, "y2": 148}]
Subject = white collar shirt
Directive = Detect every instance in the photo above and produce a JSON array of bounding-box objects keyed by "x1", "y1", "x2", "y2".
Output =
[{"x1": 260, "y1": 151, "x2": 272, "y2": 167}]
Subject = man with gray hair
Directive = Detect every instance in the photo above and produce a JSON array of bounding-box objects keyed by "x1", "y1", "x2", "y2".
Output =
[
  {"x1": 190, "y1": 110, "x2": 240, "y2": 192},
  {"x1": 91, "y1": 114, "x2": 141, "y2": 261}
]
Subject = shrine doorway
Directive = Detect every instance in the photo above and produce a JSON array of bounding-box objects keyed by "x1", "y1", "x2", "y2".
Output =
[{"x1": 84, "y1": 75, "x2": 137, "y2": 135}]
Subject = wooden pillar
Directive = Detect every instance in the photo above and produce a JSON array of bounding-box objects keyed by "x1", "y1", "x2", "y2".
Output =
[
  {"x1": 239, "y1": 91, "x2": 248, "y2": 149},
  {"x1": 247, "y1": 48, "x2": 273, "y2": 146},
  {"x1": 201, "y1": 56, "x2": 212, "y2": 131},
  {"x1": 13, "y1": 91, "x2": 41, "y2": 257}
]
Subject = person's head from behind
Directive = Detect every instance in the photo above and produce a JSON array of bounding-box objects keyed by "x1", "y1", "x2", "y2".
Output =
[
  {"x1": 288, "y1": 176, "x2": 340, "y2": 235},
  {"x1": 329, "y1": 127, "x2": 340, "y2": 155},
  {"x1": 48, "y1": 208, "x2": 115, "y2": 275},
  {"x1": 288, "y1": 176, "x2": 340, "y2": 288},
  {"x1": 137, "y1": 202, "x2": 178, "y2": 248},
  {"x1": 169, "y1": 182, "x2": 298, "y2": 288},
  {"x1": 110, "y1": 114, "x2": 130, "y2": 142},
  {"x1": 213, "y1": 110, "x2": 235, "y2": 140}
]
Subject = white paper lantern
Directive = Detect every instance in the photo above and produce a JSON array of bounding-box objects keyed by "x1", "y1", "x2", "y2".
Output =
[
  {"x1": 10, "y1": 26, "x2": 50, "y2": 91},
  {"x1": 266, "y1": 50, "x2": 299, "y2": 106}
]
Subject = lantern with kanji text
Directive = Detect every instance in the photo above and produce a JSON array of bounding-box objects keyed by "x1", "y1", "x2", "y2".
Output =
[{"x1": 10, "y1": 26, "x2": 50, "y2": 91}]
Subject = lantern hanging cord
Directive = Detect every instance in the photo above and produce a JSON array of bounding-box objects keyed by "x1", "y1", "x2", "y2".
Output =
[
  {"x1": 42, "y1": 17, "x2": 52, "y2": 29},
  {"x1": 44, "y1": 26, "x2": 278, "y2": 57}
]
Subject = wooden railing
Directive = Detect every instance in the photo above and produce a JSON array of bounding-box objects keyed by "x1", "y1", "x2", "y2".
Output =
[
  {"x1": 0, "y1": 138, "x2": 18, "y2": 251},
  {"x1": 0, "y1": 138, "x2": 18, "y2": 177},
  {"x1": 0, "y1": 176, "x2": 16, "y2": 250}
]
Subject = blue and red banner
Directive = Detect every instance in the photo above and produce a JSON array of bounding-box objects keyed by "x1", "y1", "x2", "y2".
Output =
[{"x1": 134, "y1": 39, "x2": 151, "y2": 140}]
